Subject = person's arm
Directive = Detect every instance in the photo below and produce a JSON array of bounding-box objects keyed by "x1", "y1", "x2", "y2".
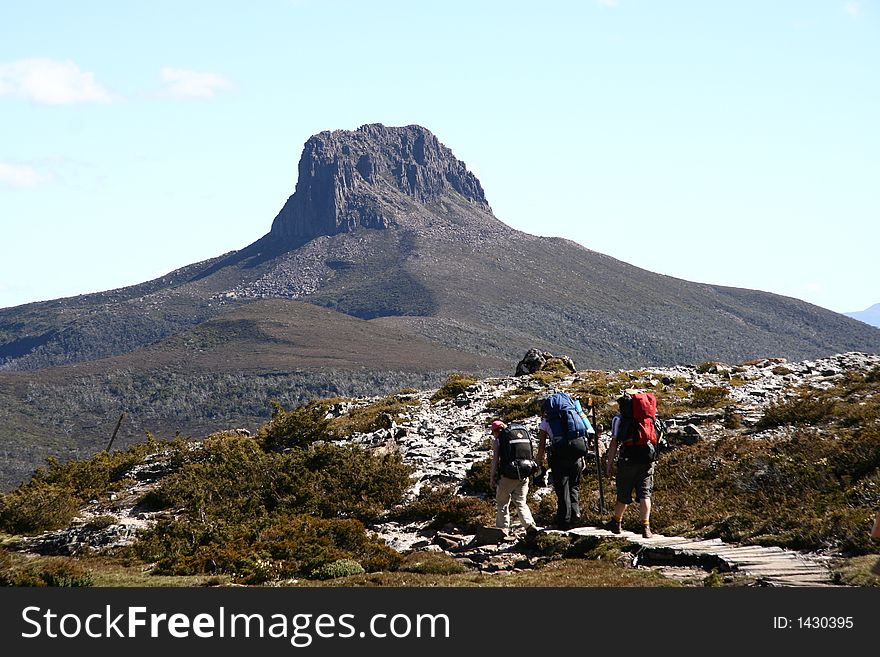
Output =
[
  {"x1": 605, "y1": 435, "x2": 618, "y2": 477},
  {"x1": 490, "y1": 437, "x2": 499, "y2": 489},
  {"x1": 536, "y1": 429, "x2": 548, "y2": 465}
]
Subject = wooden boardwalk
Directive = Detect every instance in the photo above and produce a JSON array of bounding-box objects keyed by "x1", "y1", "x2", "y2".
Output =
[{"x1": 561, "y1": 525, "x2": 837, "y2": 586}]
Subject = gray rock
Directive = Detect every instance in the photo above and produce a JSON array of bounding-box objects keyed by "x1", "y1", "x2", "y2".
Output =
[
  {"x1": 515, "y1": 349, "x2": 576, "y2": 376},
  {"x1": 269, "y1": 124, "x2": 490, "y2": 243}
]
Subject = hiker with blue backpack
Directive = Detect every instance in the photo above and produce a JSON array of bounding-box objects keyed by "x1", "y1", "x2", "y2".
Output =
[{"x1": 535, "y1": 392, "x2": 594, "y2": 530}]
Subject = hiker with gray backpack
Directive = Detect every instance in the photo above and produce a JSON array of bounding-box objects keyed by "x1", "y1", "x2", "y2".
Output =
[
  {"x1": 489, "y1": 420, "x2": 540, "y2": 537},
  {"x1": 535, "y1": 392, "x2": 594, "y2": 530}
]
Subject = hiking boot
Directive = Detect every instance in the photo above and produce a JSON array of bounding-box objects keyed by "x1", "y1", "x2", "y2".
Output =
[
  {"x1": 525, "y1": 526, "x2": 540, "y2": 540},
  {"x1": 607, "y1": 520, "x2": 622, "y2": 534},
  {"x1": 642, "y1": 525, "x2": 653, "y2": 539}
]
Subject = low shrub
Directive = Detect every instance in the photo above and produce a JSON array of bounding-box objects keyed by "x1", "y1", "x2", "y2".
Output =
[
  {"x1": 756, "y1": 396, "x2": 837, "y2": 430},
  {"x1": 689, "y1": 386, "x2": 730, "y2": 408},
  {"x1": 310, "y1": 558, "x2": 366, "y2": 580},
  {"x1": 258, "y1": 400, "x2": 332, "y2": 451},
  {"x1": 137, "y1": 514, "x2": 400, "y2": 581},
  {"x1": 0, "y1": 481, "x2": 80, "y2": 534},
  {"x1": 430, "y1": 374, "x2": 479, "y2": 403},
  {"x1": 393, "y1": 485, "x2": 492, "y2": 530},
  {"x1": 463, "y1": 458, "x2": 493, "y2": 496},
  {"x1": 0, "y1": 551, "x2": 93, "y2": 587},
  {"x1": 329, "y1": 396, "x2": 418, "y2": 436},
  {"x1": 485, "y1": 392, "x2": 542, "y2": 422},
  {"x1": 0, "y1": 437, "x2": 179, "y2": 535}
]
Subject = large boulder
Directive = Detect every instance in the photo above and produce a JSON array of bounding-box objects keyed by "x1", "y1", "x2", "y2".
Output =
[{"x1": 515, "y1": 349, "x2": 576, "y2": 376}]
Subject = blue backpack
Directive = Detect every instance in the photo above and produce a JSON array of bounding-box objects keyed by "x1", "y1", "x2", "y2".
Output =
[{"x1": 543, "y1": 392, "x2": 592, "y2": 457}]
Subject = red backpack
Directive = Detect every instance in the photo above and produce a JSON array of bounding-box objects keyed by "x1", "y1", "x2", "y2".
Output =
[{"x1": 617, "y1": 391, "x2": 660, "y2": 462}]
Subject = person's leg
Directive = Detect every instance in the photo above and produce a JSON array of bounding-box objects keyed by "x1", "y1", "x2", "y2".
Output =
[
  {"x1": 511, "y1": 478, "x2": 536, "y2": 529},
  {"x1": 495, "y1": 477, "x2": 515, "y2": 529},
  {"x1": 636, "y1": 463, "x2": 655, "y2": 537},
  {"x1": 639, "y1": 497, "x2": 652, "y2": 524},
  {"x1": 569, "y1": 460, "x2": 582, "y2": 525},
  {"x1": 611, "y1": 501, "x2": 627, "y2": 532},
  {"x1": 612, "y1": 461, "x2": 635, "y2": 532},
  {"x1": 550, "y1": 457, "x2": 572, "y2": 528}
]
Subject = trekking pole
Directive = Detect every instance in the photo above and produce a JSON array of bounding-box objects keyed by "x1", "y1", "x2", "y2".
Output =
[
  {"x1": 105, "y1": 412, "x2": 125, "y2": 452},
  {"x1": 588, "y1": 398, "x2": 606, "y2": 514}
]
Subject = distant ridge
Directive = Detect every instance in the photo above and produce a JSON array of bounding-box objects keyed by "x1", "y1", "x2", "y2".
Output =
[{"x1": 845, "y1": 303, "x2": 880, "y2": 328}]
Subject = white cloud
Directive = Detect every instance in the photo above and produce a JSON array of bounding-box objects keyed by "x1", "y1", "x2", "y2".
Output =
[
  {"x1": 159, "y1": 67, "x2": 232, "y2": 98},
  {"x1": 846, "y1": 2, "x2": 861, "y2": 16},
  {"x1": 0, "y1": 163, "x2": 50, "y2": 188},
  {"x1": 0, "y1": 58, "x2": 115, "y2": 105}
]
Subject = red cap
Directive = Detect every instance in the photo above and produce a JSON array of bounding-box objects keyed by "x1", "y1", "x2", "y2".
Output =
[{"x1": 490, "y1": 420, "x2": 505, "y2": 432}]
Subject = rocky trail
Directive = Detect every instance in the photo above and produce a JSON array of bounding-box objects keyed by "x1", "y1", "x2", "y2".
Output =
[{"x1": 12, "y1": 352, "x2": 879, "y2": 586}]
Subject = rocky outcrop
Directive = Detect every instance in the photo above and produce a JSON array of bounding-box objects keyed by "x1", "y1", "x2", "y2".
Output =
[
  {"x1": 515, "y1": 349, "x2": 576, "y2": 376},
  {"x1": 269, "y1": 124, "x2": 492, "y2": 243}
]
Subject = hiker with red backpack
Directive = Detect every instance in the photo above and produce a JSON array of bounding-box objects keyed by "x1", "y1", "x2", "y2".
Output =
[{"x1": 605, "y1": 390, "x2": 664, "y2": 539}]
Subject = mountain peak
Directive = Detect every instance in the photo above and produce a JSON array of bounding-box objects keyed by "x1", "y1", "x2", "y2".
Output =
[{"x1": 269, "y1": 124, "x2": 492, "y2": 243}]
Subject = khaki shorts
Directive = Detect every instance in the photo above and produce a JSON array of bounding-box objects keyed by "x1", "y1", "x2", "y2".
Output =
[{"x1": 616, "y1": 461, "x2": 654, "y2": 503}]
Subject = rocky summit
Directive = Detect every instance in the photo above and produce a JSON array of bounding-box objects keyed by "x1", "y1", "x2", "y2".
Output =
[
  {"x1": 269, "y1": 124, "x2": 493, "y2": 243},
  {"x1": 1, "y1": 123, "x2": 879, "y2": 490}
]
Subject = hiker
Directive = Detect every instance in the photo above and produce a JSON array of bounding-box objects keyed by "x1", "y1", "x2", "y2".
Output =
[
  {"x1": 489, "y1": 420, "x2": 539, "y2": 536},
  {"x1": 605, "y1": 391, "x2": 658, "y2": 539},
  {"x1": 535, "y1": 395, "x2": 593, "y2": 530},
  {"x1": 872, "y1": 510, "x2": 880, "y2": 540}
]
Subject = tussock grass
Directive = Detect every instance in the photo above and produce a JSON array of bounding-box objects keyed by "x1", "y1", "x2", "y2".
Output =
[
  {"x1": 328, "y1": 395, "x2": 418, "y2": 436},
  {"x1": 430, "y1": 373, "x2": 480, "y2": 402},
  {"x1": 484, "y1": 391, "x2": 542, "y2": 422}
]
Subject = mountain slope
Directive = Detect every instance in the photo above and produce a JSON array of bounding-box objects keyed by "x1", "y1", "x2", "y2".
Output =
[{"x1": 1, "y1": 122, "x2": 879, "y2": 488}]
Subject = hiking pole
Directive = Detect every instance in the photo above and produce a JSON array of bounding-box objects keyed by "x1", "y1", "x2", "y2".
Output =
[
  {"x1": 588, "y1": 398, "x2": 606, "y2": 514},
  {"x1": 105, "y1": 412, "x2": 125, "y2": 452}
]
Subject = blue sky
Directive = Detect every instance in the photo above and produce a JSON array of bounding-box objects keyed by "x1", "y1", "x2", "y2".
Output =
[{"x1": 1, "y1": 0, "x2": 877, "y2": 314}]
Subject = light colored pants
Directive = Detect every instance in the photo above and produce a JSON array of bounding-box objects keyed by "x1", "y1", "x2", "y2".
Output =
[{"x1": 495, "y1": 476, "x2": 536, "y2": 530}]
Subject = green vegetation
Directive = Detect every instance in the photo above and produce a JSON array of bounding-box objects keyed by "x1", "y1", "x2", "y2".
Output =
[
  {"x1": 689, "y1": 386, "x2": 730, "y2": 409},
  {"x1": 0, "y1": 549, "x2": 93, "y2": 587},
  {"x1": 129, "y1": 430, "x2": 412, "y2": 581},
  {"x1": 0, "y1": 437, "x2": 183, "y2": 534},
  {"x1": 391, "y1": 485, "x2": 493, "y2": 531},
  {"x1": 310, "y1": 558, "x2": 367, "y2": 580},
  {"x1": 1, "y1": 409, "x2": 413, "y2": 584},
  {"x1": 484, "y1": 390, "x2": 542, "y2": 423},
  {"x1": 398, "y1": 551, "x2": 467, "y2": 575},
  {"x1": 430, "y1": 373, "x2": 479, "y2": 402},
  {"x1": 258, "y1": 400, "x2": 332, "y2": 451},
  {"x1": 3, "y1": 365, "x2": 879, "y2": 587},
  {"x1": 328, "y1": 395, "x2": 419, "y2": 436}
]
